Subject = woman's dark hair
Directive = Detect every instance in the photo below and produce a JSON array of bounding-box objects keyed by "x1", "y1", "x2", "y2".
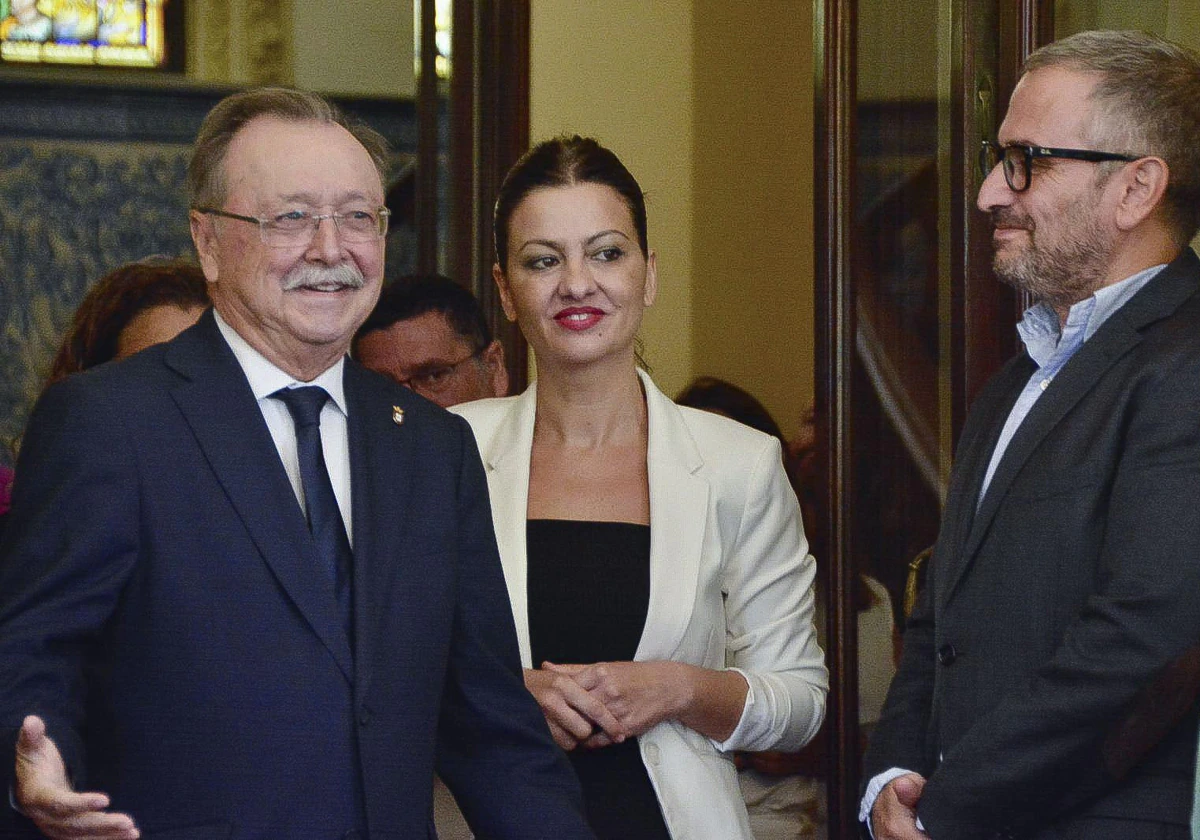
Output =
[
  {"x1": 493, "y1": 135, "x2": 648, "y2": 271},
  {"x1": 676, "y1": 376, "x2": 786, "y2": 443},
  {"x1": 47, "y1": 259, "x2": 209, "y2": 385}
]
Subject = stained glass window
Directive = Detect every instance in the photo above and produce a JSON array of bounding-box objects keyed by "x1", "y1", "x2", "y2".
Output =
[{"x1": 0, "y1": 0, "x2": 170, "y2": 68}]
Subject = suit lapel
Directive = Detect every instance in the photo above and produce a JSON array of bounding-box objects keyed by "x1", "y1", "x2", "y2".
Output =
[
  {"x1": 343, "y1": 361, "x2": 418, "y2": 695},
  {"x1": 635, "y1": 370, "x2": 708, "y2": 662},
  {"x1": 166, "y1": 312, "x2": 354, "y2": 683},
  {"x1": 474, "y1": 373, "x2": 709, "y2": 664},
  {"x1": 947, "y1": 251, "x2": 1200, "y2": 602},
  {"x1": 479, "y1": 385, "x2": 538, "y2": 667},
  {"x1": 933, "y1": 355, "x2": 1031, "y2": 601}
]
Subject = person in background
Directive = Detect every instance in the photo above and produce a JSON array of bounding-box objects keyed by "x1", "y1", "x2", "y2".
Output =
[
  {"x1": 353, "y1": 273, "x2": 508, "y2": 407},
  {"x1": 0, "y1": 260, "x2": 209, "y2": 543},
  {"x1": 45, "y1": 258, "x2": 210, "y2": 386},
  {"x1": 864, "y1": 30, "x2": 1200, "y2": 839},
  {"x1": 451, "y1": 135, "x2": 827, "y2": 840},
  {"x1": 677, "y1": 377, "x2": 897, "y2": 840},
  {"x1": 0, "y1": 87, "x2": 592, "y2": 840}
]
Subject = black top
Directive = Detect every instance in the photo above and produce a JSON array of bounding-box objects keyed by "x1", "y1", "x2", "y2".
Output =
[{"x1": 527, "y1": 519, "x2": 672, "y2": 840}]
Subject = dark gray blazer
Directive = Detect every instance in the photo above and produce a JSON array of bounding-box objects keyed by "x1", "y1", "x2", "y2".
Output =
[{"x1": 864, "y1": 249, "x2": 1200, "y2": 839}]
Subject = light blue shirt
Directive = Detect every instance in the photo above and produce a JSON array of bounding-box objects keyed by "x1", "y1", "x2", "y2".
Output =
[{"x1": 978, "y1": 263, "x2": 1165, "y2": 506}]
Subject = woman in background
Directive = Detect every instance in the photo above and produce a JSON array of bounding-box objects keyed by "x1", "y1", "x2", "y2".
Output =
[
  {"x1": 452, "y1": 136, "x2": 827, "y2": 840},
  {"x1": 46, "y1": 257, "x2": 208, "y2": 385},
  {"x1": 2, "y1": 259, "x2": 207, "y2": 552}
]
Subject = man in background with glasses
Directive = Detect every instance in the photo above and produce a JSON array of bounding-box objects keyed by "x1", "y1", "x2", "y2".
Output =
[
  {"x1": 0, "y1": 88, "x2": 591, "y2": 840},
  {"x1": 864, "y1": 30, "x2": 1200, "y2": 840},
  {"x1": 354, "y1": 275, "x2": 509, "y2": 409}
]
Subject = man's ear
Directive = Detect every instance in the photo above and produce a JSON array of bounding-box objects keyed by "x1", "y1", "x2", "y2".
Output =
[
  {"x1": 493, "y1": 263, "x2": 517, "y2": 322},
  {"x1": 1114, "y1": 156, "x2": 1170, "y2": 232},
  {"x1": 190, "y1": 210, "x2": 221, "y2": 283},
  {"x1": 481, "y1": 340, "x2": 509, "y2": 397}
]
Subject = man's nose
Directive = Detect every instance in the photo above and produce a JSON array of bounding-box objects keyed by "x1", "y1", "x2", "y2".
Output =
[
  {"x1": 976, "y1": 162, "x2": 1013, "y2": 213},
  {"x1": 306, "y1": 216, "x2": 343, "y2": 262}
]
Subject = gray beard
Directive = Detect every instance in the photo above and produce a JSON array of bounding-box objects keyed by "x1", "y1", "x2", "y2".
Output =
[{"x1": 991, "y1": 203, "x2": 1112, "y2": 311}]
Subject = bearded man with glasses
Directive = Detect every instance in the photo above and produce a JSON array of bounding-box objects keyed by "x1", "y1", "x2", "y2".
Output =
[
  {"x1": 0, "y1": 88, "x2": 592, "y2": 840},
  {"x1": 863, "y1": 30, "x2": 1200, "y2": 840}
]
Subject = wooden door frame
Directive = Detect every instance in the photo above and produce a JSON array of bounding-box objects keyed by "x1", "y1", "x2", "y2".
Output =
[
  {"x1": 813, "y1": 0, "x2": 858, "y2": 833},
  {"x1": 417, "y1": 0, "x2": 530, "y2": 392},
  {"x1": 814, "y1": 0, "x2": 1045, "y2": 832}
]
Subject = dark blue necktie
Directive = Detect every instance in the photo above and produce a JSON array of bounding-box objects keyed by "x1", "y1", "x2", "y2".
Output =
[{"x1": 272, "y1": 386, "x2": 354, "y2": 646}]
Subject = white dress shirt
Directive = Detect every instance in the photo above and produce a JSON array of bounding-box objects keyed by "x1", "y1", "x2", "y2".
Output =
[{"x1": 214, "y1": 311, "x2": 353, "y2": 546}]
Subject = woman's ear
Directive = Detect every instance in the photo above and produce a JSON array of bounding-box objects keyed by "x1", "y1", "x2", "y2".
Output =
[
  {"x1": 643, "y1": 250, "x2": 658, "y2": 308},
  {"x1": 493, "y1": 262, "x2": 518, "y2": 322}
]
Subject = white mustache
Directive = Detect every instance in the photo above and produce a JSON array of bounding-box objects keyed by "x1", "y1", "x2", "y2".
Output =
[{"x1": 282, "y1": 264, "x2": 366, "y2": 292}]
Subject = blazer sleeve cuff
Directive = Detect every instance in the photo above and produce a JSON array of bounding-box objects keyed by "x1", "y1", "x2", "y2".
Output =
[{"x1": 712, "y1": 665, "x2": 826, "y2": 753}]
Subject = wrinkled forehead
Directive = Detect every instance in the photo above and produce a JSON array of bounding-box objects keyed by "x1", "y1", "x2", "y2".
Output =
[
  {"x1": 1002, "y1": 66, "x2": 1101, "y2": 147},
  {"x1": 223, "y1": 116, "x2": 385, "y2": 208}
]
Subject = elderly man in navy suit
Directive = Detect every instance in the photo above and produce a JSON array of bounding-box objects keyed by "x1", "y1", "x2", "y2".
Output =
[
  {"x1": 864, "y1": 30, "x2": 1200, "y2": 840},
  {"x1": 0, "y1": 88, "x2": 592, "y2": 840}
]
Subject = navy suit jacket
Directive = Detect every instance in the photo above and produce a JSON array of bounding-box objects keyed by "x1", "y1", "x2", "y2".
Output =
[
  {"x1": 0, "y1": 311, "x2": 591, "y2": 839},
  {"x1": 863, "y1": 250, "x2": 1200, "y2": 838}
]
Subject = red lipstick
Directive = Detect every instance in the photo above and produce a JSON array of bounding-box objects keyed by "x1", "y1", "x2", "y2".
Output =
[{"x1": 554, "y1": 307, "x2": 605, "y2": 331}]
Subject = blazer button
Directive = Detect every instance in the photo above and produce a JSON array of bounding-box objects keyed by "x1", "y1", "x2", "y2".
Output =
[
  {"x1": 358, "y1": 707, "x2": 371, "y2": 726},
  {"x1": 937, "y1": 644, "x2": 958, "y2": 665}
]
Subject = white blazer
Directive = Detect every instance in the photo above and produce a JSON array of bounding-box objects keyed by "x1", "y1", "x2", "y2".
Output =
[{"x1": 451, "y1": 370, "x2": 828, "y2": 840}]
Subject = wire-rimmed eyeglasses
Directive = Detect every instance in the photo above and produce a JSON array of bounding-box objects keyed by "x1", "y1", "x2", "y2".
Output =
[
  {"x1": 196, "y1": 206, "x2": 391, "y2": 247},
  {"x1": 978, "y1": 140, "x2": 1139, "y2": 192}
]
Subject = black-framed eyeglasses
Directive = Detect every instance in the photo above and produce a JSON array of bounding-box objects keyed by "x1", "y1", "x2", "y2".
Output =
[
  {"x1": 195, "y1": 206, "x2": 391, "y2": 247},
  {"x1": 978, "y1": 140, "x2": 1139, "y2": 192},
  {"x1": 398, "y1": 347, "x2": 485, "y2": 395}
]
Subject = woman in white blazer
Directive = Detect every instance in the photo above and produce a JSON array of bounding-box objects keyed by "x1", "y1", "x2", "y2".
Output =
[{"x1": 451, "y1": 136, "x2": 827, "y2": 840}]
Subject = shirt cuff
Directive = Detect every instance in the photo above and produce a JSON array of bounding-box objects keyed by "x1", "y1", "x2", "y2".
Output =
[{"x1": 859, "y1": 767, "x2": 924, "y2": 837}]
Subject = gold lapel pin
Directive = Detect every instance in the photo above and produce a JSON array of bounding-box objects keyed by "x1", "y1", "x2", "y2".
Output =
[{"x1": 392, "y1": 406, "x2": 405, "y2": 426}]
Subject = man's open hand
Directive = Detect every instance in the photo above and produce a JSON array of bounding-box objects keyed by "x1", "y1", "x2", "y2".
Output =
[{"x1": 15, "y1": 715, "x2": 139, "y2": 840}]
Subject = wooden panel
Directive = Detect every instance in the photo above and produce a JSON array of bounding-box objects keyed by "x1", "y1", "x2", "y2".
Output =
[
  {"x1": 813, "y1": 0, "x2": 859, "y2": 832},
  {"x1": 416, "y1": 0, "x2": 441, "y2": 275},
  {"x1": 952, "y1": 0, "x2": 1020, "y2": 438},
  {"x1": 471, "y1": 0, "x2": 530, "y2": 392}
]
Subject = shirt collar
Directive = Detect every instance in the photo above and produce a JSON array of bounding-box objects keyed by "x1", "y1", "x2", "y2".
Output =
[
  {"x1": 1016, "y1": 263, "x2": 1167, "y2": 369},
  {"x1": 213, "y1": 309, "x2": 348, "y2": 416}
]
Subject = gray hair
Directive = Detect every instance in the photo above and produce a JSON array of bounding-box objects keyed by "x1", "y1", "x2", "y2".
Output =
[
  {"x1": 1024, "y1": 30, "x2": 1200, "y2": 244},
  {"x1": 187, "y1": 87, "x2": 390, "y2": 209}
]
